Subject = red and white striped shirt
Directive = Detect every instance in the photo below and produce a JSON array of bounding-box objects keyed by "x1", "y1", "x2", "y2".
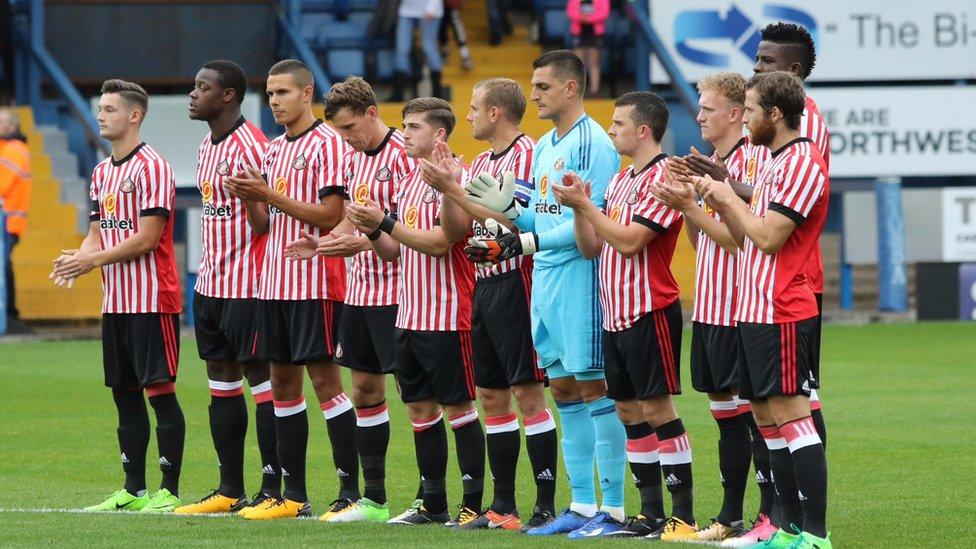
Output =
[
  {"x1": 468, "y1": 134, "x2": 535, "y2": 280},
  {"x1": 258, "y1": 120, "x2": 348, "y2": 301},
  {"x1": 736, "y1": 138, "x2": 829, "y2": 324},
  {"x1": 800, "y1": 95, "x2": 830, "y2": 295},
  {"x1": 394, "y1": 167, "x2": 475, "y2": 331},
  {"x1": 88, "y1": 143, "x2": 180, "y2": 314},
  {"x1": 344, "y1": 128, "x2": 414, "y2": 306},
  {"x1": 599, "y1": 155, "x2": 682, "y2": 332},
  {"x1": 194, "y1": 118, "x2": 269, "y2": 299},
  {"x1": 692, "y1": 136, "x2": 769, "y2": 326}
]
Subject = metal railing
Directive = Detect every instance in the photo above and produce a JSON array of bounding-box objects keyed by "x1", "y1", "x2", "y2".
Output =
[
  {"x1": 275, "y1": 0, "x2": 332, "y2": 93},
  {"x1": 11, "y1": 0, "x2": 109, "y2": 158},
  {"x1": 623, "y1": 0, "x2": 698, "y2": 117}
]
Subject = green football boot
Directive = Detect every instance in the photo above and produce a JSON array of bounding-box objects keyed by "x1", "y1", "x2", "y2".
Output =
[
  {"x1": 84, "y1": 489, "x2": 150, "y2": 512},
  {"x1": 140, "y1": 488, "x2": 181, "y2": 513}
]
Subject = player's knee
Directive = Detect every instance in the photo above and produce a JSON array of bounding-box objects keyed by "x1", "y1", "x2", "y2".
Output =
[
  {"x1": 477, "y1": 387, "x2": 512, "y2": 416},
  {"x1": 706, "y1": 391, "x2": 735, "y2": 402},
  {"x1": 307, "y1": 363, "x2": 343, "y2": 399},
  {"x1": 405, "y1": 400, "x2": 441, "y2": 422},
  {"x1": 206, "y1": 360, "x2": 242, "y2": 382},
  {"x1": 270, "y1": 364, "x2": 303, "y2": 400},
  {"x1": 614, "y1": 399, "x2": 644, "y2": 424},
  {"x1": 578, "y1": 379, "x2": 608, "y2": 402},
  {"x1": 351, "y1": 373, "x2": 385, "y2": 407},
  {"x1": 548, "y1": 377, "x2": 582, "y2": 402},
  {"x1": 767, "y1": 394, "x2": 811, "y2": 426},
  {"x1": 242, "y1": 361, "x2": 270, "y2": 386},
  {"x1": 442, "y1": 401, "x2": 476, "y2": 421},
  {"x1": 639, "y1": 395, "x2": 678, "y2": 427},
  {"x1": 511, "y1": 382, "x2": 546, "y2": 417}
]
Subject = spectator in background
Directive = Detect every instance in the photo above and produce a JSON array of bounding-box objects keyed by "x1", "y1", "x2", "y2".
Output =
[
  {"x1": 566, "y1": 0, "x2": 609, "y2": 97},
  {"x1": 485, "y1": 0, "x2": 512, "y2": 46},
  {"x1": 392, "y1": 0, "x2": 445, "y2": 101},
  {"x1": 0, "y1": 108, "x2": 31, "y2": 326},
  {"x1": 439, "y1": 0, "x2": 474, "y2": 71}
]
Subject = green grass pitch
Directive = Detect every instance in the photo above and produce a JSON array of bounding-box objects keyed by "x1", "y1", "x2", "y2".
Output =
[{"x1": 0, "y1": 322, "x2": 973, "y2": 547}]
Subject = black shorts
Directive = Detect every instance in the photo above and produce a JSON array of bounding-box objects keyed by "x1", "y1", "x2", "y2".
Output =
[
  {"x1": 337, "y1": 304, "x2": 398, "y2": 374},
  {"x1": 193, "y1": 293, "x2": 260, "y2": 363},
  {"x1": 569, "y1": 25, "x2": 603, "y2": 48},
  {"x1": 690, "y1": 322, "x2": 740, "y2": 394},
  {"x1": 737, "y1": 317, "x2": 819, "y2": 400},
  {"x1": 472, "y1": 270, "x2": 544, "y2": 389},
  {"x1": 256, "y1": 299, "x2": 341, "y2": 364},
  {"x1": 394, "y1": 329, "x2": 476, "y2": 405},
  {"x1": 604, "y1": 301, "x2": 682, "y2": 401},
  {"x1": 812, "y1": 292, "x2": 823, "y2": 385},
  {"x1": 102, "y1": 313, "x2": 180, "y2": 389}
]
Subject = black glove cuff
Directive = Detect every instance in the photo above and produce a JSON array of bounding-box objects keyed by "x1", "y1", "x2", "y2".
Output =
[{"x1": 379, "y1": 215, "x2": 396, "y2": 234}]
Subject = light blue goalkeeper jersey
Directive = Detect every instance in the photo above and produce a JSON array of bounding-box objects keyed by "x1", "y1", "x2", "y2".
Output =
[{"x1": 514, "y1": 114, "x2": 620, "y2": 269}]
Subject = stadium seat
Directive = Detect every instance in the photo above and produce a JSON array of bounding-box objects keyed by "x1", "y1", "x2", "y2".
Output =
[
  {"x1": 316, "y1": 14, "x2": 370, "y2": 49},
  {"x1": 347, "y1": 0, "x2": 377, "y2": 11},
  {"x1": 373, "y1": 48, "x2": 396, "y2": 80},
  {"x1": 541, "y1": 9, "x2": 570, "y2": 44},
  {"x1": 301, "y1": 0, "x2": 337, "y2": 12},
  {"x1": 327, "y1": 48, "x2": 367, "y2": 80},
  {"x1": 301, "y1": 13, "x2": 335, "y2": 49}
]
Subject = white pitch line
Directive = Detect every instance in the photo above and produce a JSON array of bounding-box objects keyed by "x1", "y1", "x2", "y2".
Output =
[{"x1": 0, "y1": 508, "x2": 236, "y2": 518}]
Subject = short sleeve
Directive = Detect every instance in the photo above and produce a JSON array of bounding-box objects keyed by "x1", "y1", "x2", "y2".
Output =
[
  {"x1": 579, "y1": 141, "x2": 620, "y2": 210},
  {"x1": 139, "y1": 158, "x2": 175, "y2": 217},
  {"x1": 632, "y1": 168, "x2": 680, "y2": 233},
  {"x1": 241, "y1": 137, "x2": 268, "y2": 175},
  {"x1": 317, "y1": 135, "x2": 349, "y2": 200},
  {"x1": 89, "y1": 168, "x2": 101, "y2": 221},
  {"x1": 513, "y1": 146, "x2": 533, "y2": 183},
  {"x1": 768, "y1": 154, "x2": 826, "y2": 224}
]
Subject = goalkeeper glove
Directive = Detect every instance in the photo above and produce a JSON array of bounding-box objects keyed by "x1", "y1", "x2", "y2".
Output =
[
  {"x1": 465, "y1": 171, "x2": 520, "y2": 219},
  {"x1": 464, "y1": 218, "x2": 538, "y2": 265}
]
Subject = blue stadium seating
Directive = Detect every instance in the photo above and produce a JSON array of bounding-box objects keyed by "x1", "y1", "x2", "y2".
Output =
[
  {"x1": 327, "y1": 49, "x2": 367, "y2": 80},
  {"x1": 540, "y1": 9, "x2": 570, "y2": 44},
  {"x1": 300, "y1": 0, "x2": 393, "y2": 81}
]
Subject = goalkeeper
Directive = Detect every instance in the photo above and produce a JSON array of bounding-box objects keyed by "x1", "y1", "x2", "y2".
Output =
[{"x1": 463, "y1": 50, "x2": 629, "y2": 537}]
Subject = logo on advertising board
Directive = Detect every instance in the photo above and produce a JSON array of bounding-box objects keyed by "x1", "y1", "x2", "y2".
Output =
[{"x1": 672, "y1": 4, "x2": 817, "y2": 68}]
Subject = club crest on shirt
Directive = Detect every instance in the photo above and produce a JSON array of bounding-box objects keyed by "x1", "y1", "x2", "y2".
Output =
[
  {"x1": 376, "y1": 166, "x2": 392, "y2": 182},
  {"x1": 539, "y1": 175, "x2": 549, "y2": 196},
  {"x1": 104, "y1": 193, "x2": 117, "y2": 215},
  {"x1": 216, "y1": 160, "x2": 231, "y2": 176},
  {"x1": 291, "y1": 154, "x2": 307, "y2": 170},
  {"x1": 553, "y1": 157, "x2": 565, "y2": 171},
  {"x1": 274, "y1": 177, "x2": 287, "y2": 194},
  {"x1": 625, "y1": 188, "x2": 639, "y2": 205},
  {"x1": 405, "y1": 206, "x2": 419, "y2": 228},
  {"x1": 201, "y1": 180, "x2": 214, "y2": 203},
  {"x1": 422, "y1": 187, "x2": 438, "y2": 204},
  {"x1": 119, "y1": 178, "x2": 135, "y2": 193},
  {"x1": 354, "y1": 183, "x2": 370, "y2": 204},
  {"x1": 609, "y1": 206, "x2": 622, "y2": 223}
]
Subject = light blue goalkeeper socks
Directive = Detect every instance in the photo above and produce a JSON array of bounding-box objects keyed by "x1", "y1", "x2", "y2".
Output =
[
  {"x1": 555, "y1": 399, "x2": 596, "y2": 507},
  {"x1": 588, "y1": 396, "x2": 627, "y2": 509}
]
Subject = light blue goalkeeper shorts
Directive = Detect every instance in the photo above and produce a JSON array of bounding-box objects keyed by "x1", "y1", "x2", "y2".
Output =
[{"x1": 530, "y1": 256, "x2": 605, "y2": 381}]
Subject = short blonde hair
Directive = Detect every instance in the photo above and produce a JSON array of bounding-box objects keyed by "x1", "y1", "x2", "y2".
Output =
[
  {"x1": 697, "y1": 72, "x2": 746, "y2": 106},
  {"x1": 474, "y1": 78, "x2": 526, "y2": 124}
]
